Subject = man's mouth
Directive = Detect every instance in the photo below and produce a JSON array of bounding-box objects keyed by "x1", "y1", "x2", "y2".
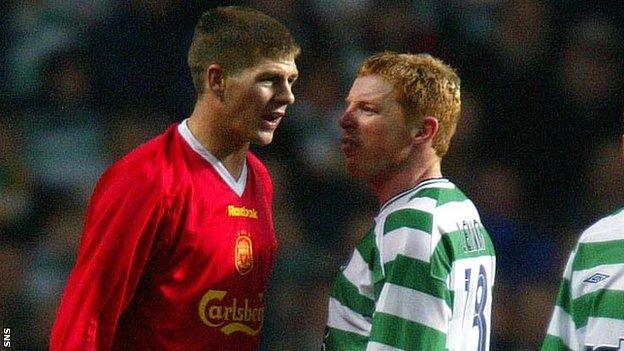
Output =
[
  {"x1": 341, "y1": 136, "x2": 359, "y2": 156},
  {"x1": 262, "y1": 112, "x2": 284, "y2": 122},
  {"x1": 261, "y1": 112, "x2": 284, "y2": 128}
]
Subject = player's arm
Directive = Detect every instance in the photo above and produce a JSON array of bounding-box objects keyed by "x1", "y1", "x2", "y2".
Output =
[
  {"x1": 50, "y1": 169, "x2": 169, "y2": 351},
  {"x1": 367, "y1": 209, "x2": 452, "y2": 350},
  {"x1": 541, "y1": 247, "x2": 579, "y2": 351},
  {"x1": 324, "y1": 230, "x2": 377, "y2": 350}
]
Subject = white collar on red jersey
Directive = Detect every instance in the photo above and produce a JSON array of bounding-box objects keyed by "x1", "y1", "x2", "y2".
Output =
[{"x1": 177, "y1": 119, "x2": 248, "y2": 197}]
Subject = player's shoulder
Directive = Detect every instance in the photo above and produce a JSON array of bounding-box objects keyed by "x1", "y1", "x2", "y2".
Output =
[
  {"x1": 407, "y1": 178, "x2": 469, "y2": 208},
  {"x1": 380, "y1": 179, "x2": 449, "y2": 213},
  {"x1": 412, "y1": 179, "x2": 469, "y2": 207},
  {"x1": 379, "y1": 179, "x2": 469, "y2": 224},
  {"x1": 97, "y1": 124, "x2": 179, "y2": 194},
  {"x1": 578, "y1": 207, "x2": 624, "y2": 244},
  {"x1": 377, "y1": 180, "x2": 452, "y2": 235},
  {"x1": 403, "y1": 179, "x2": 477, "y2": 224}
]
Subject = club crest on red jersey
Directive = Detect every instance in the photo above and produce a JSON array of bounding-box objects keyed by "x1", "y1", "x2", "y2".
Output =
[{"x1": 235, "y1": 231, "x2": 253, "y2": 275}]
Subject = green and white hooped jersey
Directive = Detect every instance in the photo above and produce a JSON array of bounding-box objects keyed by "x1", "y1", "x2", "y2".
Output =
[
  {"x1": 324, "y1": 178, "x2": 496, "y2": 350},
  {"x1": 542, "y1": 207, "x2": 624, "y2": 351}
]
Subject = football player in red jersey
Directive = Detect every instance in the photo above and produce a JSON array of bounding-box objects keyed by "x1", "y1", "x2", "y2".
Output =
[{"x1": 50, "y1": 6, "x2": 299, "y2": 350}]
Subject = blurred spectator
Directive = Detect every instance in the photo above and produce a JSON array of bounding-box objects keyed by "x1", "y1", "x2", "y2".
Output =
[
  {"x1": 285, "y1": 62, "x2": 345, "y2": 178},
  {"x1": 471, "y1": 162, "x2": 563, "y2": 350},
  {"x1": 262, "y1": 158, "x2": 336, "y2": 350},
  {"x1": 86, "y1": 0, "x2": 200, "y2": 117},
  {"x1": 546, "y1": 14, "x2": 624, "y2": 226},
  {"x1": 557, "y1": 16, "x2": 623, "y2": 107},
  {"x1": 23, "y1": 187, "x2": 84, "y2": 350},
  {"x1": 364, "y1": 1, "x2": 447, "y2": 58},
  {"x1": 304, "y1": 0, "x2": 371, "y2": 80},
  {"x1": 40, "y1": 0, "x2": 114, "y2": 30},
  {"x1": 19, "y1": 48, "x2": 108, "y2": 202},
  {"x1": 0, "y1": 119, "x2": 34, "y2": 244},
  {"x1": 473, "y1": 163, "x2": 561, "y2": 286},
  {"x1": 583, "y1": 139, "x2": 624, "y2": 222},
  {"x1": 5, "y1": 0, "x2": 75, "y2": 101},
  {"x1": 4, "y1": 0, "x2": 113, "y2": 101},
  {"x1": 102, "y1": 105, "x2": 171, "y2": 162},
  {"x1": 0, "y1": 244, "x2": 27, "y2": 347},
  {"x1": 478, "y1": 0, "x2": 556, "y2": 201},
  {"x1": 443, "y1": 90, "x2": 488, "y2": 190},
  {"x1": 490, "y1": 0, "x2": 553, "y2": 72}
]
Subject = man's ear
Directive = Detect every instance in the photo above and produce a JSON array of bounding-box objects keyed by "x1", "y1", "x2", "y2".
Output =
[
  {"x1": 206, "y1": 64, "x2": 225, "y2": 97},
  {"x1": 412, "y1": 116, "x2": 439, "y2": 145}
]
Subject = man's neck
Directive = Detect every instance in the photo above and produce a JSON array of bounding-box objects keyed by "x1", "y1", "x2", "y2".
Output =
[
  {"x1": 371, "y1": 158, "x2": 442, "y2": 206},
  {"x1": 187, "y1": 101, "x2": 249, "y2": 180}
]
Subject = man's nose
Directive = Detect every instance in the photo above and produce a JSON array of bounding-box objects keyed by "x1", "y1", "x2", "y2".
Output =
[
  {"x1": 339, "y1": 108, "x2": 355, "y2": 129},
  {"x1": 275, "y1": 82, "x2": 295, "y2": 105}
]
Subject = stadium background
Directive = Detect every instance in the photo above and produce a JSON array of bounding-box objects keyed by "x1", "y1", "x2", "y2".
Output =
[{"x1": 1, "y1": 0, "x2": 623, "y2": 349}]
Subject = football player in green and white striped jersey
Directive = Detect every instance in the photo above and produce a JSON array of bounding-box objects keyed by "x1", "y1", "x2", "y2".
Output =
[
  {"x1": 323, "y1": 52, "x2": 496, "y2": 351},
  {"x1": 542, "y1": 208, "x2": 624, "y2": 351},
  {"x1": 541, "y1": 140, "x2": 624, "y2": 351}
]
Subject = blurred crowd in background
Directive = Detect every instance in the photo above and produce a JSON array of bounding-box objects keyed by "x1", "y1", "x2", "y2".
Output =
[{"x1": 1, "y1": 0, "x2": 624, "y2": 350}]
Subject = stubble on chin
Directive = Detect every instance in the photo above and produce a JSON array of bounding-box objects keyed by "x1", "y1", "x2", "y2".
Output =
[{"x1": 344, "y1": 159, "x2": 363, "y2": 179}]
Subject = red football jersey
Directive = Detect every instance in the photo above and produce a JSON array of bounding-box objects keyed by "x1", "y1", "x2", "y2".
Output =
[{"x1": 50, "y1": 121, "x2": 277, "y2": 350}]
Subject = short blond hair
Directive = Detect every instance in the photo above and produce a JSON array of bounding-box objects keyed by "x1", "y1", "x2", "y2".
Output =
[
  {"x1": 358, "y1": 52, "x2": 461, "y2": 157},
  {"x1": 188, "y1": 6, "x2": 301, "y2": 96}
]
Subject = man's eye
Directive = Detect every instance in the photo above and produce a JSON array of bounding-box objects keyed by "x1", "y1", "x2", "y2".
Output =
[{"x1": 361, "y1": 106, "x2": 376, "y2": 113}]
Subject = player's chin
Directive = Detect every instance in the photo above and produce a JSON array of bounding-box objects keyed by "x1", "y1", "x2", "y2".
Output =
[
  {"x1": 344, "y1": 159, "x2": 364, "y2": 178},
  {"x1": 252, "y1": 130, "x2": 276, "y2": 146}
]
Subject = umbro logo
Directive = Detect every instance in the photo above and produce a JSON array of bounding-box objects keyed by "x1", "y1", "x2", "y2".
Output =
[
  {"x1": 584, "y1": 337, "x2": 624, "y2": 350},
  {"x1": 583, "y1": 273, "x2": 610, "y2": 284}
]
